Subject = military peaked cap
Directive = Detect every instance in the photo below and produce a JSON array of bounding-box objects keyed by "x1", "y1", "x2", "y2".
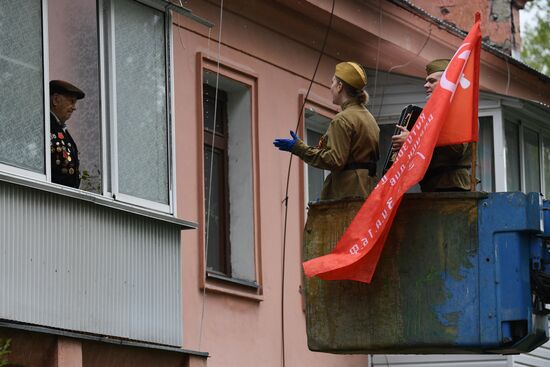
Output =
[
  {"x1": 426, "y1": 59, "x2": 450, "y2": 75},
  {"x1": 50, "y1": 80, "x2": 85, "y2": 100}
]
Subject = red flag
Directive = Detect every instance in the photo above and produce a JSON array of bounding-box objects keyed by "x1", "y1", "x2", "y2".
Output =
[
  {"x1": 303, "y1": 14, "x2": 482, "y2": 283},
  {"x1": 437, "y1": 14, "x2": 481, "y2": 146}
]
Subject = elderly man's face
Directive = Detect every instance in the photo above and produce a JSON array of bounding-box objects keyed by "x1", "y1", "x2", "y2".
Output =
[
  {"x1": 51, "y1": 93, "x2": 78, "y2": 123},
  {"x1": 424, "y1": 71, "x2": 443, "y2": 99}
]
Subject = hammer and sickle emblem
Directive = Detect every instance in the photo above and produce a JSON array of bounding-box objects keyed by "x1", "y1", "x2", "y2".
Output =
[{"x1": 439, "y1": 43, "x2": 472, "y2": 99}]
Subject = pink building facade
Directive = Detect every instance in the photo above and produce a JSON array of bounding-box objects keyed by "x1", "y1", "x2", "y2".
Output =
[{"x1": 1, "y1": 1, "x2": 550, "y2": 366}]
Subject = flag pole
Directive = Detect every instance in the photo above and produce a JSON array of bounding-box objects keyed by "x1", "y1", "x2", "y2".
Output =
[{"x1": 470, "y1": 142, "x2": 477, "y2": 191}]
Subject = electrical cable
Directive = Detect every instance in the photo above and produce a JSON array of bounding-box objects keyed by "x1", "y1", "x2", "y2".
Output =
[
  {"x1": 279, "y1": 1, "x2": 336, "y2": 366},
  {"x1": 505, "y1": 56, "x2": 511, "y2": 95},
  {"x1": 199, "y1": 0, "x2": 224, "y2": 352},
  {"x1": 371, "y1": 0, "x2": 383, "y2": 105},
  {"x1": 375, "y1": 24, "x2": 432, "y2": 119}
]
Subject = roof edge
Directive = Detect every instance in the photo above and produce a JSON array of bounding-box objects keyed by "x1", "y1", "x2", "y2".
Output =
[{"x1": 386, "y1": 0, "x2": 550, "y2": 83}]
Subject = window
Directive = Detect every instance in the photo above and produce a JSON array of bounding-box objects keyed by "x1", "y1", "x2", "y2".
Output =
[
  {"x1": 304, "y1": 108, "x2": 331, "y2": 203},
  {"x1": 204, "y1": 84, "x2": 229, "y2": 274},
  {"x1": 477, "y1": 116, "x2": 495, "y2": 192},
  {"x1": 0, "y1": 0, "x2": 45, "y2": 177},
  {"x1": 504, "y1": 121, "x2": 521, "y2": 191},
  {"x1": 0, "y1": 0, "x2": 175, "y2": 213},
  {"x1": 503, "y1": 117, "x2": 545, "y2": 194},
  {"x1": 49, "y1": 0, "x2": 102, "y2": 192},
  {"x1": 202, "y1": 67, "x2": 258, "y2": 287},
  {"x1": 107, "y1": 0, "x2": 171, "y2": 209},
  {"x1": 543, "y1": 137, "x2": 550, "y2": 197},
  {"x1": 523, "y1": 127, "x2": 541, "y2": 193}
]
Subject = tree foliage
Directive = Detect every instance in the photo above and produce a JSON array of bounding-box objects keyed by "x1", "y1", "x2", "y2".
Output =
[
  {"x1": 521, "y1": 0, "x2": 550, "y2": 75},
  {"x1": 0, "y1": 339, "x2": 10, "y2": 367}
]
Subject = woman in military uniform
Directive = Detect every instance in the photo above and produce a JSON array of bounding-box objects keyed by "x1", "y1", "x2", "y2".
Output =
[{"x1": 274, "y1": 61, "x2": 379, "y2": 201}]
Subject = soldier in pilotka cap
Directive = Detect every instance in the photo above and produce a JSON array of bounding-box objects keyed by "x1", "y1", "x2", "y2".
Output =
[
  {"x1": 391, "y1": 59, "x2": 471, "y2": 192},
  {"x1": 49, "y1": 80, "x2": 85, "y2": 189},
  {"x1": 274, "y1": 61, "x2": 380, "y2": 200}
]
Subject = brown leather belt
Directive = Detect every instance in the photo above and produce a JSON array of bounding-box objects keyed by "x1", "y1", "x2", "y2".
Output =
[{"x1": 343, "y1": 162, "x2": 377, "y2": 177}]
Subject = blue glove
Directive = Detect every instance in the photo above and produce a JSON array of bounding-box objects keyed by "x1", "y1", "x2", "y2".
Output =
[{"x1": 273, "y1": 131, "x2": 299, "y2": 152}]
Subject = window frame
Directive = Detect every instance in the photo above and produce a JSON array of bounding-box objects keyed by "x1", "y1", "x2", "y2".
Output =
[
  {"x1": 299, "y1": 96, "x2": 336, "y2": 208},
  {"x1": 197, "y1": 53, "x2": 262, "y2": 299},
  {"x1": 476, "y1": 110, "x2": 499, "y2": 192},
  {"x1": 203, "y1": 85, "x2": 231, "y2": 276},
  {"x1": 101, "y1": 0, "x2": 175, "y2": 213},
  {"x1": 497, "y1": 103, "x2": 550, "y2": 194},
  {"x1": 0, "y1": 0, "x2": 206, "y2": 225},
  {"x1": 479, "y1": 108, "x2": 505, "y2": 191},
  {"x1": 0, "y1": 0, "x2": 51, "y2": 183}
]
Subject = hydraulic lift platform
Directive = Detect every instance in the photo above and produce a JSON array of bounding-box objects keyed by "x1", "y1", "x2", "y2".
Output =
[{"x1": 304, "y1": 192, "x2": 550, "y2": 354}]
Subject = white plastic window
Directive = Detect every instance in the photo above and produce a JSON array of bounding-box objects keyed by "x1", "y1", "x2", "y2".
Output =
[
  {"x1": 304, "y1": 109, "x2": 330, "y2": 203},
  {"x1": 0, "y1": 0, "x2": 45, "y2": 175},
  {"x1": 111, "y1": 0, "x2": 170, "y2": 207}
]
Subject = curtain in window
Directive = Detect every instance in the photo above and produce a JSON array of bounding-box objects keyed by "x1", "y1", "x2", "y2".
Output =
[
  {"x1": 0, "y1": 0, "x2": 44, "y2": 173},
  {"x1": 114, "y1": 0, "x2": 169, "y2": 204}
]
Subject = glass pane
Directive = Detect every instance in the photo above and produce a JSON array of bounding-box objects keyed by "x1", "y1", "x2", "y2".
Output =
[
  {"x1": 49, "y1": 0, "x2": 101, "y2": 192},
  {"x1": 0, "y1": 0, "x2": 44, "y2": 173},
  {"x1": 224, "y1": 80, "x2": 255, "y2": 282},
  {"x1": 524, "y1": 127, "x2": 540, "y2": 193},
  {"x1": 543, "y1": 137, "x2": 550, "y2": 198},
  {"x1": 477, "y1": 116, "x2": 494, "y2": 192},
  {"x1": 305, "y1": 110, "x2": 331, "y2": 202},
  {"x1": 504, "y1": 121, "x2": 520, "y2": 191},
  {"x1": 203, "y1": 82, "x2": 225, "y2": 135},
  {"x1": 306, "y1": 129, "x2": 325, "y2": 202},
  {"x1": 204, "y1": 145, "x2": 226, "y2": 274},
  {"x1": 114, "y1": 0, "x2": 168, "y2": 204}
]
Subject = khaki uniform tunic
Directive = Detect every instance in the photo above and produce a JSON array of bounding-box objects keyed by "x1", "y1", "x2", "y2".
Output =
[
  {"x1": 292, "y1": 100, "x2": 379, "y2": 200},
  {"x1": 420, "y1": 143, "x2": 471, "y2": 192}
]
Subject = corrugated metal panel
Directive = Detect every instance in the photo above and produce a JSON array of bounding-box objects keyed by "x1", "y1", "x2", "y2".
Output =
[
  {"x1": 0, "y1": 180, "x2": 181, "y2": 346},
  {"x1": 366, "y1": 70, "x2": 426, "y2": 119},
  {"x1": 372, "y1": 354, "x2": 508, "y2": 367},
  {"x1": 365, "y1": 70, "x2": 501, "y2": 121}
]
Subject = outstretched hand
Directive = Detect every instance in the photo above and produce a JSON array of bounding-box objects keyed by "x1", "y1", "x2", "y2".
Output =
[
  {"x1": 273, "y1": 131, "x2": 299, "y2": 152},
  {"x1": 391, "y1": 125, "x2": 410, "y2": 152}
]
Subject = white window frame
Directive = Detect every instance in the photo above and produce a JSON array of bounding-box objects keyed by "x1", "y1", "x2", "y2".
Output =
[
  {"x1": 100, "y1": 0, "x2": 175, "y2": 213},
  {"x1": 0, "y1": 0, "x2": 179, "y2": 215},
  {"x1": 498, "y1": 100, "x2": 549, "y2": 194},
  {"x1": 0, "y1": 0, "x2": 51, "y2": 183},
  {"x1": 303, "y1": 112, "x2": 330, "y2": 205},
  {"x1": 478, "y1": 108, "x2": 503, "y2": 191},
  {"x1": 300, "y1": 99, "x2": 336, "y2": 208}
]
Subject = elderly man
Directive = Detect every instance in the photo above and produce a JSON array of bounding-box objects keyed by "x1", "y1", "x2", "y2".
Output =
[
  {"x1": 49, "y1": 80, "x2": 85, "y2": 188},
  {"x1": 392, "y1": 59, "x2": 471, "y2": 192}
]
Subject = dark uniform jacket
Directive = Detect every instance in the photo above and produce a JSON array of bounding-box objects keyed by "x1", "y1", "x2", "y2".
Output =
[
  {"x1": 420, "y1": 143, "x2": 471, "y2": 192},
  {"x1": 292, "y1": 100, "x2": 380, "y2": 200},
  {"x1": 50, "y1": 113, "x2": 80, "y2": 188}
]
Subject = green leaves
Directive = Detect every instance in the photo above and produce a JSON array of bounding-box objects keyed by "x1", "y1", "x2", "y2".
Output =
[
  {"x1": 521, "y1": 0, "x2": 550, "y2": 76},
  {"x1": 0, "y1": 339, "x2": 11, "y2": 367}
]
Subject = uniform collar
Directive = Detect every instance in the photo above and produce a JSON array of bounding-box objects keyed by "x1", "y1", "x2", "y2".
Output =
[
  {"x1": 341, "y1": 100, "x2": 361, "y2": 111},
  {"x1": 51, "y1": 112, "x2": 67, "y2": 130}
]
